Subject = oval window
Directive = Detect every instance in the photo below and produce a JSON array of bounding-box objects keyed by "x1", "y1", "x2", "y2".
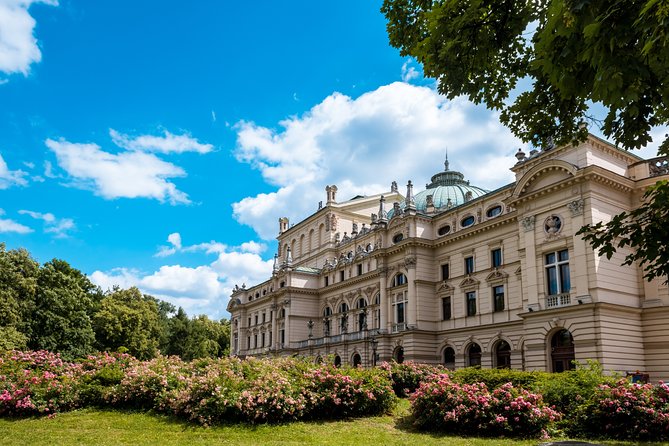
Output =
[
  {"x1": 486, "y1": 205, "x2": 503, "y2": 218},
  {"x1": 392, "y1": 233, "x2": 404, "y2": 244},
  {"x1": 461, "y1": 216, "x2": 475, "y2": 228},
  {"x1": 437, "y1": 225, "x2": 451, "y2": 236}
]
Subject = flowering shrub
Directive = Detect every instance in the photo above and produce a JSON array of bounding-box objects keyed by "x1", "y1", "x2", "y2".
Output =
[
  {"x1": 571, "y1": 379, "x2": 669, "y2": 441},
  {"x1": 380, "y1": 361, "x2": 444, "y2": 397},
  {"x1": 411, "y1": 374, "x2": 560, "y2": 438}
]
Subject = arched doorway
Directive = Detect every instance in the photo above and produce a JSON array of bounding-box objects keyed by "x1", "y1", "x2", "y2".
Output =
[
  {"x1": 494, "y1": 340, "x2": 511, "y2": 369},
  {"x1": 334, "y1": 355, "x2": 341, "y2": 368},
  {"x1": 352, "y1": 353, "x2": 362, "y2": 367},
  {"x1": 551, "y1": 329, "x2": 575, "y2": 372},
  {"x1": 467, "y1": 343, "x2": 481, "y2": 367},
  {"x1": 443, "y1": 347, "x2": 455, "y2": 369},
  {"x1": 392, "y1": 346, "x2": 404, "y2": 364}
]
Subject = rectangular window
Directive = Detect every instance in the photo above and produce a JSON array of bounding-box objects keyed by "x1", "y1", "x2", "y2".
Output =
[
  {"x1": 247, "y1": 336, "x2": 250, "y2": 349},
  {"x1": 491, "y1": 248, "x2": 502, "y2": 268},
  {"x1": 397, "y1": 302, "x2": 405, "y2": 324},
  {"x1": 247, "y1": 317, "x2": 251, "y2": 327},
  {"x1": 324, "y1": 276, "x2": 329, "y2": 286},
  {"x1": 466, "y1": 291, "x2": 477, "y2": 316},
  {"x1": 357, "y1": 264, "x2": 363, "y2": 276},
  {"x1": 255, "y1": 314, "x2": 258, "y2": 325},
  {"x1": 442, "y1": 296, "x2": 452, "y2": 320},
  {"x1": 254, "y1": 334, "x2": 258, "y2": 348},
  {"x1": 493, "y1": 285, "x2": 505, "y2": 312},
  {"x1": 268, "y1": 331, "x2": 272, "y2": 347},
  {"x1": 280, "y1": 329, "x2": 285, "y2": 345},
  {"x1": 441, "y1": 263, "x2": 450, "y2": 280},
  {"x1": 261, "y1": 332, "x2": 265, "y2": 347},
  {"x1": 262, "y1": 313, "x2": 266, "y2": 323},
  {"x1": 545, "y1": 249, "x2": 571, "y2": 295},
  {"x1": 465, "y1": 256, "x2": 474, "y2": 275},
  {"x1": 340, "y1": 270, "x2": 345, "y2": 282}
]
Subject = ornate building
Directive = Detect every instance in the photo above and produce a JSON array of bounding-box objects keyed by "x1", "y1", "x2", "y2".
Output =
[{"x1": 227, "y1": 134, "x2": 669, "y2": 380}]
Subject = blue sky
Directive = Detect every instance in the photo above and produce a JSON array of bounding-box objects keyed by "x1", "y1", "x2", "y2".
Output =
[{"x1": 0, "y1": 1, "x2": 663, "y2": 319}]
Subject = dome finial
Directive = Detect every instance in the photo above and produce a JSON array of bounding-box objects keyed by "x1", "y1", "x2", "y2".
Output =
[{"x1": 444, "y1": 148, "x2": 449, "y2": 171}]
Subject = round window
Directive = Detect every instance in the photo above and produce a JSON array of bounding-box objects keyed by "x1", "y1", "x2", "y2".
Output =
[
  {"x1": 461, "y1": 215, "x2": 475, "y2": 228},
  {"x1": 437, "y1": 225, "x2": 451, "y2": 236},
  {"x1": 392, "y1": 233, "x2": 404, "y2": 243},
  {"x1": 486, "y1": 205, "x2": 502, "y2": 218}
]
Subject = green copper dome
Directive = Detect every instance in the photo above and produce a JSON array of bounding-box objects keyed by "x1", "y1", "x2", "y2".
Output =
[{"x1": 415, "y1": 157, "x2": 488, "y2": 212}]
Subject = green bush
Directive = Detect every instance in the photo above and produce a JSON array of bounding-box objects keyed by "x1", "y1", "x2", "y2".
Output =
[
  {"x1": 532, "y1": 361, "x2": 616, "y2": 416},
  {"x1": 450, "y1": 367, "x2": 544, "y2": 390}
]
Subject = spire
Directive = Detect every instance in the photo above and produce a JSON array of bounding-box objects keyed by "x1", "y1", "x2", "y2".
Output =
[
  {"x1": 377, "y1": 195, "x2": 388, "y2": 224},
  {"x1": 405, "y1": 180, "x2": 416, "y2": 213},
  {"x1": 444, "y1": 148, "x2": 449, "y2": 171},
  {"x1": 285, "y1": 246, "x2": 293, "y2": 267}
]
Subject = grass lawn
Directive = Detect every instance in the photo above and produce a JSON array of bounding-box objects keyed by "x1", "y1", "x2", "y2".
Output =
[{"x1": 0, "y1": 400, "x2": 661, "y2": 446}]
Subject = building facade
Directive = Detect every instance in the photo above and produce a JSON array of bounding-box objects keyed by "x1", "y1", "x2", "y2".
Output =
[{"x1": 227, "y1": 135, "x2": 669, "y2": 380}]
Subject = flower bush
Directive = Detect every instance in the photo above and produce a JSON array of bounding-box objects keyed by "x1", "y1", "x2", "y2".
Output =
[
  {"x1": 0, "y1": 351, "x2": 396, "y2": 425},
  {"x1": 410, "y1": 374, "x2": 560, "y2": 438},
  {"x1": 571, "y1": 379, "x2": 669, "y2": 441}
]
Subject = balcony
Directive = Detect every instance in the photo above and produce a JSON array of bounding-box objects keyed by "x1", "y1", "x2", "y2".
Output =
[
  {"x1": 546, "y1": 293, "x2": 571, "y2": 309},
  {"x1": 647, "y1": 156, "x2": 669, "y2": 177},
  {"x1": 391, "y1": 323, "x2": 407, "y2": 333}
]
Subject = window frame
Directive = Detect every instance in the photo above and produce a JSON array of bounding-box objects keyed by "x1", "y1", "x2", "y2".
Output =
[
  {"x1": 466, "y1": 291, "x2": 477, "y2": 316},
  {"x1": 545, "y1": 249, "x2": 571, "y2": 295},
  {"x1": 464, "y1": 256, "x2": 474, "y2": 275},
  {"x1": 493, "y1": 285, "x2": 505, "y2": 312}
]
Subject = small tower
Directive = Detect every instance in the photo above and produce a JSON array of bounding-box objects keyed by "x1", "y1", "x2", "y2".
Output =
[
  {"x1": 279, "y1": 217, "x2": 289, "y2": 234},
  {"x1": 325, "y1": 185, "x2": 338, "y2": 205}
]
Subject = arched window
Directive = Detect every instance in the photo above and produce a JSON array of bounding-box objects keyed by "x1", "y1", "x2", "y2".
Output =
[
  {"x1": 393, "y1": 346, "x2": 404, "y2": 364},
  {"x1": 392, "y1": 273, "x2": 407, "y2": 287},
  {"x1": 392, "y1": 233, "x2": 404, "y2": 244},
  {"x1": 494, "y1": 340, "x2": 511, "y2": 369},
  {"x1": 339, "y1": 303, "x2": 348, "y2": 334},
  {"x1": 352, "y1": 353, "x2": 362, "y2": 367},
  {"x1": 551, "y1": 329, "x2": 575, "y2": 372},
  {"x1": 443, "y1": 347, "x2": 455, "y2": 369},
  {"x1": 334, "y1": 355, "x2": 341, "y2": 368},
  {"x1": 467, "y1": 343, "x2": 482, "y2": 367},
  {"x1": 357, "y1": 298, "x2": 367, "y2": 331}
]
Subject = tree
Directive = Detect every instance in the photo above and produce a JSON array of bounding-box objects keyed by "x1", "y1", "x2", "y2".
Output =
[
  {"x1": 31, "y1": 259, "x2": 98, "y2": 357},
  {"x1": 92, "y1": 287, "x2": 165, "y2": 360},
  {"x1": 382, "y1": 0, "x2": 669, "y2": 279},
  {"x1": 0, "y1": 244, "x2": 39, "y2": 349}
]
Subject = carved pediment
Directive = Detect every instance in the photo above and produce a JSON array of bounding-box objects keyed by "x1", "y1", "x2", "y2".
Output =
[
  {"x1": 459, "y1": 276, "x2": 480, "y2": 289},
  {"x1": 486, "y1": 269, "x2": 509, "y2": 283},
  {"x1": 437, "y1": 281, "x2": 454, "y2": 293}
]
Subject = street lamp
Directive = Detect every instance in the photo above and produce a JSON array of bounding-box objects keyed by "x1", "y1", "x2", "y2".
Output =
[{"x1": 370, "y1": 336, "x2": 378, "y2": 367}]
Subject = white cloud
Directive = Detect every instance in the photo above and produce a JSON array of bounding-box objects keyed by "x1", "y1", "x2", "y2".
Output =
[
  {"x1": 46, "y1": 138, "x2": 191, "y2": 204},
  {"x1": 401, "y1": 60, "x2": 420, "y2": 82},
  {"x1": 0, "y1": 0, "x2": 58, "y2": 75},
  {"x1": 91, "y1": 247, "x2": 273, "y2": 318},
  {"x1": 155, "y1": 232, "x2": 266, "y2": 258},
  {"x1": 18, "y1": 209, "x2": 75, "y2": 237},
  {"x1": 0, "y1": 153, "x2": 28, "y2": 189},
  {"x1": 0, "y1": 208, "x2": 32, "y2": 233},
  {"x1": 109, "y1": 129, "x2": 214, "y2": 154},
  {"x1": 232, "y1": 81, "x2": 524, "y2": 239}
]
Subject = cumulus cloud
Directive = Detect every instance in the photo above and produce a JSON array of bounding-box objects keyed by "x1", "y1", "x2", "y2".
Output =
[
  {"x1": 155, "y1": 232, "x2": 266, "y2": 258},
  {"x1": 18, "y1": 209, "x2": 75, "y2": 237},
  {"x1": 0, "y1": 208, "x2": 32, "y2": 233},
  {"x1": 91, "y1": 246, "x2": 273, "y2": 318},
  {"x1": 0, "y1": 0, "x2": 58, "y2": 75},
  {"x1": 0, "y1": 153, "x2": 28, "y2": 189},
  {"x1": 109, "y1": 129, "x2": 214, "y2": 154},
  {"x1": 232, "y1": 82, "x2": 524, "y2": 239},
  {"x1": 46, "y1": 138, "x2": 191, "y2": 204}
]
